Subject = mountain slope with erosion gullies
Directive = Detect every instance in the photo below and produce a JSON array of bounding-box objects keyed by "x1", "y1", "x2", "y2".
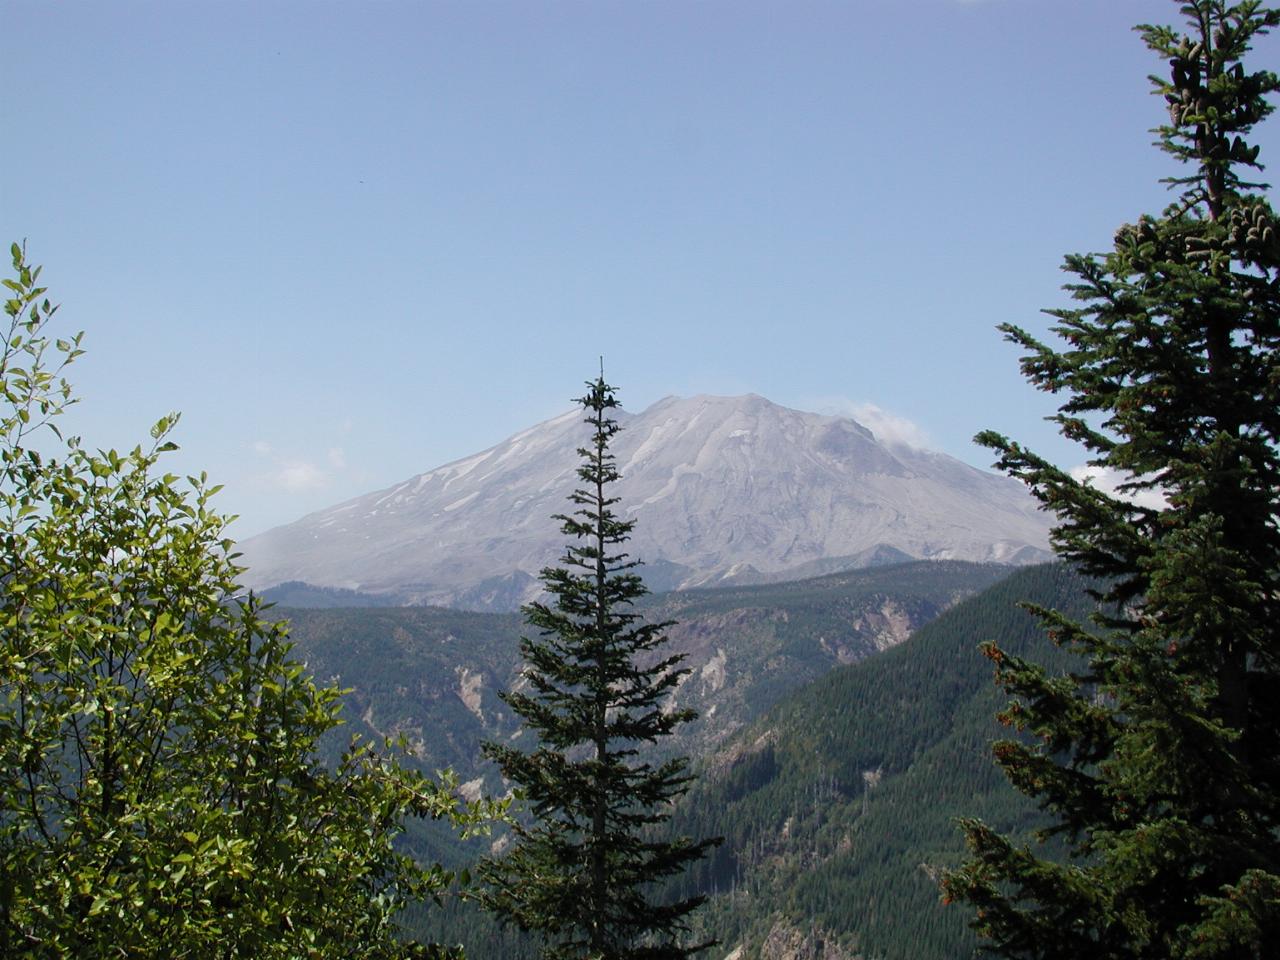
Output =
[
  {"x1": 284, "y1": 560, "x2": 1015, "y2": 800},
  {"x1": 242, "y1": 394, "x2": 1052, "y2": 610},
  {"x1": 661, "y1": 562, "x2": 1098, "y2": 960}
]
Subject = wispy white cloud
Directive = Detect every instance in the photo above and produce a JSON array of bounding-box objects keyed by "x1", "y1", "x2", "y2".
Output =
[
  {"x1": 1069, "y1": 464, "x2": 1167, "y2": 510},
  {"x1": 807, "y1": 396, "x2": 933, "y2": 450},
  {"x1": 272, "y1": 460, "x2": 329, "y2": 493},
  {"x1": 248, "y1": 437, "x2": 351, "y2": 494}
]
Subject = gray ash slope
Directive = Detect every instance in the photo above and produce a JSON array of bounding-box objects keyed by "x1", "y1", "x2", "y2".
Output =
[{"x1": 239, "y1": 394, "x2": 1051, "y2": 610}]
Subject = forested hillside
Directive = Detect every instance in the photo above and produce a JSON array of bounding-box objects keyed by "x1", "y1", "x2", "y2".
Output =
[
  {"x1": 399, "y1": 563, "x2": 1098, "y2": 958},
  {"x1": 663, "y1": 562, "x2": 1098, "y2": 960},
  {"x1": 278, "y1": 561, "x2": 1014, "y2": 955},
  {"x1": 280, "y1": 560, "x2": 1011, "y2": 789}
]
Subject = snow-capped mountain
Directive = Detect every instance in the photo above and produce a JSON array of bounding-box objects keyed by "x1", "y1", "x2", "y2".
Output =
[{"x1": 238, "y1": 394, "x2": 1053, "y2": 609}]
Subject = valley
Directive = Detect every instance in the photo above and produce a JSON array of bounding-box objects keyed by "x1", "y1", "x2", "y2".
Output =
[
  {"x1": 255, "y1": 395, "x2": 1070, "y2": 959},
  {"x1": 281, "y1": 559, "x2": 1014, "y2": 805},
  {"x1": 276, "y1": 560, "x2": 1097, "y2": 959}
]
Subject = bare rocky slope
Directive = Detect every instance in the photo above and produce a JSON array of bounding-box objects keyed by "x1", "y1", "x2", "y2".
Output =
[{"x1": 239, "y1": 394, "x2": 1052, "y2": 610}]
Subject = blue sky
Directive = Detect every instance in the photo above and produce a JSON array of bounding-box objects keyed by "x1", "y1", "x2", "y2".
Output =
[{"x1": 5, "y1": 0, "x2": 1277, "y2": 537}]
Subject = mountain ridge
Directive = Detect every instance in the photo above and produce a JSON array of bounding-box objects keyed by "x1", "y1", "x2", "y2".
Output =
[{"x1": 239, "y1": 394, "x2": 1053, "y2": 610}]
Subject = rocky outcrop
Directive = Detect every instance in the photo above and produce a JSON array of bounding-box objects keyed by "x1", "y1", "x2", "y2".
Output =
[{"x1": 757, "y1": 919, "x2": 860, "y2": 960}]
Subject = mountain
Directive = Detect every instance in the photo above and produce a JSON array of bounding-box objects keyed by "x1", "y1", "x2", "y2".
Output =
[
  {"x1": 278, "y1": 559, "x2": 1022, "y2": 956},
  {"x1": 393, "y1": 562, "x2": 1095, "y2": 959},
  {"x1": 282, "y1": 560, "x2": 1015, "y2": 794},
  {"x1": 659, "y1": 562, "x2": 1096, "y2": 960},
  {"x1": 240, "y1": 394, "x2": 1052, "y2": 610}
]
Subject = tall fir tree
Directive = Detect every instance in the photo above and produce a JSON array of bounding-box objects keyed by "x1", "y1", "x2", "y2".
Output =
[
  {"x1": 942, "y1": 3, "x2": 1280, "y2": 959},
  {"x1": 481, "y1": 373, "x2": 717, "y2": 960}
]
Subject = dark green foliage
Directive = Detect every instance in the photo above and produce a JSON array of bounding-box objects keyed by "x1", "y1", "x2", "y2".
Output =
[
  {"x1": 480, "y1": 374, "x2": 718, "y2": 960},
  {"x1": 660, "y1": 562, "x2": 1096, "y2": 960},
  {"x1": 942, "y1": 4, "x2": 1280, "y2": 958}
]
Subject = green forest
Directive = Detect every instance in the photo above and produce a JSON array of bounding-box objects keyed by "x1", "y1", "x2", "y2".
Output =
[{"x1": 412, "y1": 562, "x2": 1099, "y2": 960}]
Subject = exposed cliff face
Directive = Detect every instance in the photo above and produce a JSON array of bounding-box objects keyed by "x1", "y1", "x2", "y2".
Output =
[
  {"x1": 757, "y1": 920, "x2": 860, "y2": 960},
  {"x1": 716, "y1": 920, "x2": 862, "y2": 960},
  {"x1": 240, "y1": 395, "x2": 1052, "y2": 610}
]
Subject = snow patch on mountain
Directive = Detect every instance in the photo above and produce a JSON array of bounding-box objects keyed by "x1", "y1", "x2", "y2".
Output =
[{"x1": 237, "y1": 394, "x2": 1052, "y2": 609}]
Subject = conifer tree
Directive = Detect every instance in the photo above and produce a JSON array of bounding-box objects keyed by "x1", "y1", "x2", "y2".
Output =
[
  {"x1": 481, "y1": 373, "x2": 717, "y2": 960},
  {"x1": 942, "y1": 3, "x2": 1280, "y2": 958}
]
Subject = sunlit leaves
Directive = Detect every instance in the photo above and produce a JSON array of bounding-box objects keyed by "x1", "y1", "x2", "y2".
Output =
[{"x1": 0, "y1": 245, "x2": 504, "y2": 958}]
